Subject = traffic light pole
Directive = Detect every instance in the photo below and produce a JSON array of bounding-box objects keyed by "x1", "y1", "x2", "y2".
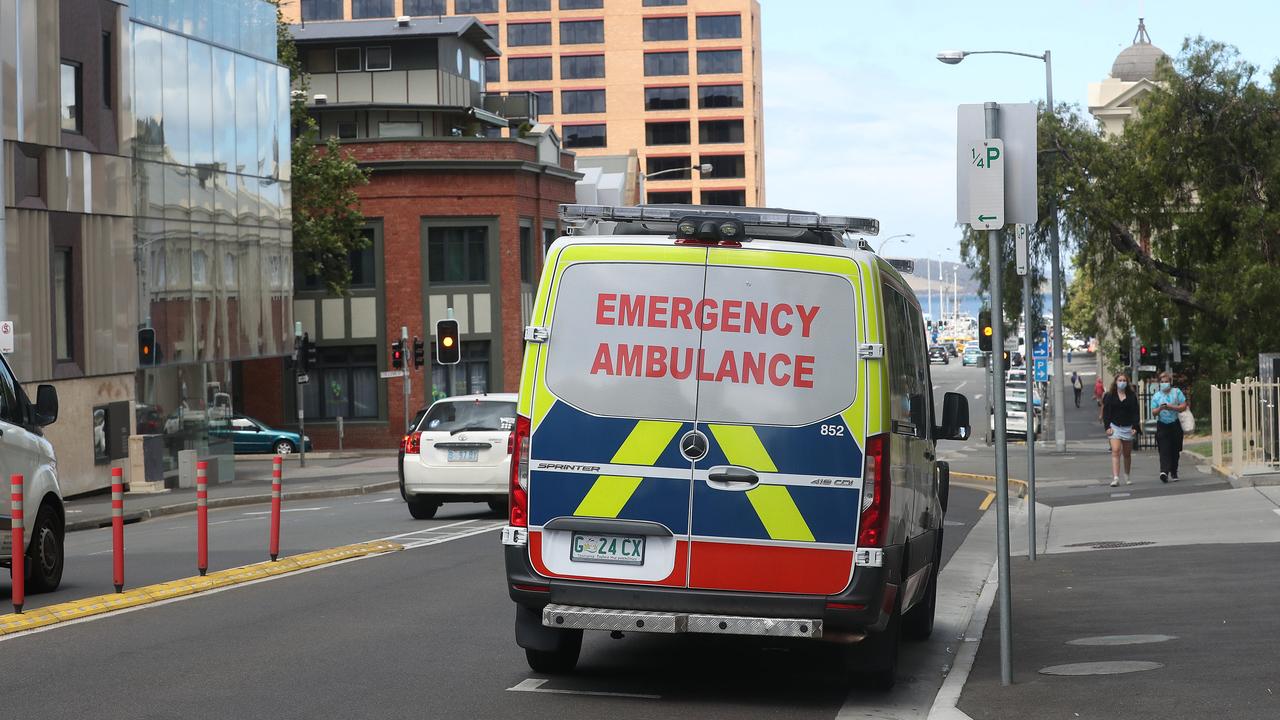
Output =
[
  {"x1": 401, "y1": 326, "x2": 410, "y2": 434},
  {"x1": 1023, "y1": 263, "x2": 1037, "y2": 562},
  {"x1": 295, "y1": 323, "x2": 306, "y2": 469}
]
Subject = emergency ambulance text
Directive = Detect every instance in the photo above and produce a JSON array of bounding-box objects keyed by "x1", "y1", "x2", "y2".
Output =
[{"x1": 595, "y1": 293, "x2": 820, "y2": 337}]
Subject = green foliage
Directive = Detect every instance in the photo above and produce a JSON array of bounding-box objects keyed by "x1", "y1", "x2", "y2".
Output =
[
  {"x1": 274, "y1": 2, "x2": 371, "y2": 296},
  {"x1": 1061, "y1": 266, "x2": 1100, "y2": 339}
]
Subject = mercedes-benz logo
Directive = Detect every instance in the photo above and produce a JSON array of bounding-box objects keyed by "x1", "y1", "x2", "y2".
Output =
[{"x1": 679, "y1": 430, "x2": 708, "y2": 461}]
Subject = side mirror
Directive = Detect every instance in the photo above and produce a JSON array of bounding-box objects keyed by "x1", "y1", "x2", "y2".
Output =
[
  {"x1": 34, "y1": 384, "x2": 59, "y2": 427},
  {"x1": 936, "y1": 391, "x2": 969, "y2": 441}
]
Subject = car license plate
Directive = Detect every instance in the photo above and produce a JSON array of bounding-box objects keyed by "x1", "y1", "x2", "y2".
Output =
[
  {"x1": 570, "y1": 534, "x2": 645, "y2": 566},
  {"x1": 447, "y1": 449, "x2": 479, "y2": 462}
]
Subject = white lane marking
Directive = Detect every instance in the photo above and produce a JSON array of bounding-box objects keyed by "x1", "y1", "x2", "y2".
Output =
[
  {"x1": 66, "y1": 510, "x2": 83, "y2": 514},
  {"x1": 974, "y1": 394, "x2": 983, "y2": 400},
  {"x1": 1273, "y1": 509, "x2": 1280, "y2": 518},
  {"x1": 508, "y1": 678, "x2": 661, "y2": 700},
  {"x1": 400, "y1": 522, "x2": 505, "y2": 549},
  {"x1": 242, "y1": 507, "x2": 329, "y2": 516},
  {"x1": 380, "y1": 519, "x2": 476, "y2": 541},
  {"x1": 1110, "y1": 493, "x2": 1132, "y2": 498},
  {"x1": 209, "y1": 518, "x2": 257, "y2": 526},
  {"x1": 354, "y1": 497, "x2": 398, "y2": 505},
  {"x1": 88, "y1": 549, "x2": 112, "y2": 556}
]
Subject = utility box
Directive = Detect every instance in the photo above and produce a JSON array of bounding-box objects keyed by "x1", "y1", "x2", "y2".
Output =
[{"x1": 177, "y1": 449, "x2": 198, "y2": 489}]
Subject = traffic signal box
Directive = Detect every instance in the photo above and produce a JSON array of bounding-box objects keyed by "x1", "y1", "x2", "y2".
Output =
[
  {"x1": 391, "y1": 340, "x2": 404, "y2": 370},
  {"x1": 138, "y1": 328, "x2": 156, "y2": 366},
  {"x1": 979, "y1": 310, "x2": 993, "y2": 352},
  {"x1": 413, "y1": 337, "x2": 425, "y2": 368},
  {"x1": 436, "y1": 319, "x2": 461, "y2": 365}
]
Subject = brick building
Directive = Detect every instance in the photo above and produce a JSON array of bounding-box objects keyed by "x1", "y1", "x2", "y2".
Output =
[{"x1": 240, "y1": 16, "x2": 580, "y2": 449}]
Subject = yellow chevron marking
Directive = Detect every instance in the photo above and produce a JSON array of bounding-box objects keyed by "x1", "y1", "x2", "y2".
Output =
[
  {"x1": 573, "y1": 421, "x2": 682, "y2": 518},
  {"x1": 707, "y1": 425, "x2": 814, "y2": 542},
  {"x1": 745, "y1": 485, "x2": 816, "y2": 542}
]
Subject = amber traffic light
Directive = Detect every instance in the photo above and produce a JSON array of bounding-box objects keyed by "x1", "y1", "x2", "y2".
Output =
[{"x1": 436, "y1": 319, "x2": 461, "y2": 365}]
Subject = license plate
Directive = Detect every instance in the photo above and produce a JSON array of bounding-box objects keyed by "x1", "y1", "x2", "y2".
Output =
[
  {"x1": 570, "y1": 534, "x2": 645, "y2": 566},
  {"x1": 447, "y1": 449, "x2": 479, "y2": 462}
]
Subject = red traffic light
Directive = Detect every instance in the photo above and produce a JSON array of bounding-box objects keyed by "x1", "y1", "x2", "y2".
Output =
[{"x1": 1140, "y1": 346, "x2": 1149, "y2": 356}]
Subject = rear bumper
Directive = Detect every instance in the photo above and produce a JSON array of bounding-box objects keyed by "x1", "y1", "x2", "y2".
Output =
[
  {"x1": 504, "y1": 542, "x2": 902, "y2": 637},
  {"x1": 403, "y1": 458, "x2": 508, "y2": 496}
]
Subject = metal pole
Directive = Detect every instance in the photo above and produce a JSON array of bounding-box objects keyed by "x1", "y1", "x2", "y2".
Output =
[
  {"x1": 401, "y1": 326, "x2": 410, "y2": 434},
  {"x1": 1045, "y1": 50, "x2": 1067, "y2": 454},
  {"x1": 985, "y1": 101, "x2": 1014, "y2": 686},
  {"x1": 295, "y1": 324, "x2": 306, "y2": 469},
  {"x1": 1023, "y1": 267, "x2": 1037, "y2": 561}
]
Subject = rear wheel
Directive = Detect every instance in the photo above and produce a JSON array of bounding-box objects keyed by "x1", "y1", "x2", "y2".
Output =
[
  {"x1": 525, "y1": 630, "x2": 582, "y2": 674},
  {"x1": 274, "y1": 440, "x2": 296, "y2": 455},
  {"x1": 26, "y1": 504, "x2": 64, "y2": 593},
  {"x1": 903, "y1": 534, "x2": 943, "y2": 641},
  {"x1": 848, "y1": 605, "x2": 901, "y2": 691},
  {"x1": 407, "y1": 497, "x2": 440, "y2": 520}
]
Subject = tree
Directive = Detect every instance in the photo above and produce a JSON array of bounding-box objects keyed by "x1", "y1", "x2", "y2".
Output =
[{"x1": 275, "y1": 3, "x2": 371, "y2": 296}]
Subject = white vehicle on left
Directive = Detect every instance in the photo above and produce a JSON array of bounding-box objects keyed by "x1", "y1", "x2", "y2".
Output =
[
  {"x1": 401, "y1": 393, "x2": 516, "y2": 519},
  {"x1": 0, "y1": 353, "x2": 65, "y2": 593}
]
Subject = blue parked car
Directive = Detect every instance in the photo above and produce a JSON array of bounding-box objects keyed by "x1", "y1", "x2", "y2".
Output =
[{"x1": 225, "y1": 415, "x2": 312, "y2": 455}]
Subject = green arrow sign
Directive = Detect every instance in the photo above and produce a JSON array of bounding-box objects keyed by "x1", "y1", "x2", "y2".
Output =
[{"x1": 978, "y1": 214, "x2": 997, "y2": 221}]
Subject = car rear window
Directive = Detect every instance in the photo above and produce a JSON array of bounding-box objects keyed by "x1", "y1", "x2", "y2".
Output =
[{"x1": 418, "y1": 400, "x2": 516, "y2": 433}]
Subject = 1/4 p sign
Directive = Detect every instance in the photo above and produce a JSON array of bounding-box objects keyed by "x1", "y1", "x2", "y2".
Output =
[
  {"x1": 968, "y1": 139, "x2": 1005, "y2": 230},
  {"x1": 0, "y1": 320, "x2": 12, "y2": 355}
]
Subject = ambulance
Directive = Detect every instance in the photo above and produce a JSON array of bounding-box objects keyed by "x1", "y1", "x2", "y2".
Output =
[{"x1": 502, "y1": 205, "x2": 971, "y2": 689}]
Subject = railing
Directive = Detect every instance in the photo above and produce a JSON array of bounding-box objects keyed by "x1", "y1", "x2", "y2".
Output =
[
  {"x1": 480, "y1": 91, "x2": 539, "y2": 122},
  {"x1": 1210, "y1": 378, "x2": 1280, "y2": 476}
]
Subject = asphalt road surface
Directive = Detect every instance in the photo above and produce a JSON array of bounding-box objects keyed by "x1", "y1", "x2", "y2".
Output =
[{"x1": 3, "y1": 480, "x2": 988, "y2": 718}]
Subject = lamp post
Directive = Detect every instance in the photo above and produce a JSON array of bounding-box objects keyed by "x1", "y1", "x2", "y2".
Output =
[
  {"x1": 875, "y1": 232, "x2": 914, "y2": 254},
  {"x1": 937, "y1": 47, "x2": 1067, "y2": 454}
]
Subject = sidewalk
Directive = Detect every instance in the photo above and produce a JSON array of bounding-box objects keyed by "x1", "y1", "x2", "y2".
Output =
[{"x1": 64, "y1": 456, "x2": 399, "y2": 532}]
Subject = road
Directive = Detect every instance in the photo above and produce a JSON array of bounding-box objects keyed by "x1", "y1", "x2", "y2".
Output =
[{"x1": 2, "y1": 386, "x2": 991, "y2": 719}]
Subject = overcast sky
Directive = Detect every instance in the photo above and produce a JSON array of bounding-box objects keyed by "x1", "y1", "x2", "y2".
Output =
[{"x1": 760, "y1": 0, "x2": 1280, "y2": 265}]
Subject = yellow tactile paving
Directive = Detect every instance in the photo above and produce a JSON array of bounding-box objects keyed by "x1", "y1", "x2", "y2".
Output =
[{"x1": 0, "y1": 540, "x2": 402, "y2": 636}]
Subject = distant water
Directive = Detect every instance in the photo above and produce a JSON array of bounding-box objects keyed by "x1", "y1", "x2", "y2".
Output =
[{"x1": 914, "y1": 292, "x2": 984, "y2": 322}]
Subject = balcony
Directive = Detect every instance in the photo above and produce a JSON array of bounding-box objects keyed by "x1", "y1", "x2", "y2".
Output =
[{"x1": 481, "y1": 91, "x2": 539, "y2": 124}]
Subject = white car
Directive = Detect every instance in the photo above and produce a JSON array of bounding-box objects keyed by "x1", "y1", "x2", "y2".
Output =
[
  {"x1": 990, "y1": 399, "x2": 1041, "y2": 439},
  {"x1": 0, "y1": 354, "x2": 65, "y2": 594},
  {"x1": 401, "y1": 393, "x2": 517, "y2": 519}
]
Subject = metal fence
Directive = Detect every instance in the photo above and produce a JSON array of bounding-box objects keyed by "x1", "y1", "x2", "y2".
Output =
[{"x1": 1210, "y1": 378, "x2": 1280, "y2": 476}]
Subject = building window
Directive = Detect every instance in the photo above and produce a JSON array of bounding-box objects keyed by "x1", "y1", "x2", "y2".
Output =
[
  {"x1": 378, "y1": 121, "x2": 422, "y2": 138},
  {"x1": 644, "y1": 85, "x2": 689, "y2": 110},
  {"x1": 484, "y1": 23, "x2": 499, "y2": 37},
  {"x1": 302, "y1": 346, "x2": 379, "y2": 420},
  {"x1": 700, "y1": 153, "x2": 745, "y2": 178},
  {"x1": 404, "y1": 0, "x2": 447, "y2": 13},
  {"x1": 192, "y1": 250, "x2": 209, "y2": 287},
  {"x1": 560, "y1": 0, "x2": 603, "y2": 8},
  {"x1": 696, "y1": 14, "x2": 741, "y2": 39},
  {"x1": 365, "y1": 46, "x2": 392, "y2": 71},
  {"x1": 520, "y1": 223, "x2": 534, "y2": 283},
  {"x1": 646, "y1": 120, "x2": 690, "y2": 146},
  {"x1": 337, "y1": 121, "x2": 358, "y2": 139},
  {"x1": 701, "y1": 189, "x2": 745, "y2": 206},
  {"x1": 431, "y1": 341, "x2": 490, "y2": 398},
  {"x1": 561, "y1": 54, "x2": 605, "y2": 79},
  {"x1": 699, "y1": 118, "x2": 743, "y2": 144},
  {"x1": 350, "y1": 229, "x2": 376, "y2": 288},
  {"x1": 60, "y1": 62, "x2": 82, "y2": 133},
  {"x1": 427, "y1": 226, "x2": 488, "y2": 283},
  {"x1": 648, "y1": 190, "x2": 692, "y2": 203},
  {"x1": 643, "y1": 0, "x2": 686, "y2": 6},
  {"x1": 508, "y1": 56, "x2": 552, "y2": 82},
  {"x1": 456, "y1": 0, "x2": 499, "y2": 13},
  {"x1": 508, "y1": 0, "x2": 550, "y2": 10},
  {"x1": 14, "y1": 143, "x2": 44, "y2": 204},
  {"x1": 561, "y1": 89, "x2": 605, "y2": 114},
  {"x1": 643, "y1": 51, "x2": 687, "y2": 77},
  {"x1": 698, "y1": 49, "x2": 742, "y2": 74},
  {"x1": 301, "y1": 0, "x2": 343, "y2": 21},
  {"x1": 102, "y1": 33, "x2": 113, "y2": 108},
  {"x1": 560, "y1": 19, "x2": 604, "y2": 44},
  {"x1": 563, "y1": 123, "x2": 606, "y2": 148},
  {"x1": 645, "y1": 155, "x2": 691, "y2": 179},
  {"x1": 508, "y1": 22, "x2": 552, "y2": 47},
  {"x1": 484, "y1": 58, "x2": 500, "y2": 82},
  {"x1": 698, "y1": 83, "x2": 743, "y2": 108},
  {"x1": 53, "y1": 247, "x2": 73, "y2": 361},
  {"x1": 335, "y1": 48, "x2": 362, "y2": 73},
  {"x1": 643, "y1": 17, "x2": 688, "y2": 42},
  {"x1": 543, "y1": 224, "x2": 558, "y2": 252},
  {"x1": 533, "y1": 90, "x2": 554, "y2": 114},
  {"x1": 352, "y1": 0, "x2": 394, "y2": 18}
]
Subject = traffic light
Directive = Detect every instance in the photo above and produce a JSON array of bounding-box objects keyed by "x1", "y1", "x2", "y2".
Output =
[
  {"x1": 391, "y1": 340, "x2": 404, "y2": 370},
  {"x1": 138, "y1": 328, "x2": 156, "y2": 366},
  {"x1": 412, "y1": 336, "x2": 425, "y2": 368},
  {"x1": 436, "y1": 318, "x2": 461, "y2": 365},
  {"x1": 1119, "y1": 345, "x2": 1132, "y2": 367},
  {"x1": 299, "y1": 332, "x2": 317, "y2": 372},
  {"x1": 978, "y1": 310, "x2": 993, "y2": 352}
]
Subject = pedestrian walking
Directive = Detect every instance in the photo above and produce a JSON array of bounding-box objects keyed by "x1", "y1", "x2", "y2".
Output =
[
  {"x1": 1093, "y1": 377, "x2": 1105, "y2": 419},
  {"x1": 1101, "y1": 373, "x2": 1140, "y2": 486},
  {"x1": 1071, "y1": 371, "x2": 1084, "y2": 408},
  {"x1": 1067, "y1": 349, "x2": 1073, "y2": 364},
  {"x1": 1150, "y1": 371, "x2": 1189, "y2": 483}
]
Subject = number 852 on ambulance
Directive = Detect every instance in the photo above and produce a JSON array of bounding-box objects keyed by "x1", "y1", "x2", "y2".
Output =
[{"x1": 501, "y1": 204, "x2": 971, "y2": 690}]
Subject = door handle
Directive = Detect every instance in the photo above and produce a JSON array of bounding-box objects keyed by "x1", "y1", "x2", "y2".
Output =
[{"x1": 706, "y1": 465, "x2": 760, "y2": 490}]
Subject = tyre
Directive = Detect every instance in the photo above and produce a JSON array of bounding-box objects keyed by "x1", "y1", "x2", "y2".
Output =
[
  {"x1": 847, "y1": 605, "x2": 900, "y2": 691},
  {"x1": 274, "y1": 440, "x2": 296, "y2": 455},
  {"x1": 525, "y1": 630, "x2": 582, "y2": 674},
  {"x1": 903, "y1": 534, "x2": 943, "y2": 641},
  {"x1": 488, "y1": 497, "x2": 508, "y2": 515},
  {"x1": 26, "y1": 504, "x2": 64, "y2": 593},
  {"x1": 407, "y1": 497, "x2": 440, "y2": 520}
]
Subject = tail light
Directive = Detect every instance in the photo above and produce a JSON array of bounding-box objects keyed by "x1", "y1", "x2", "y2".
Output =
[
  {"x1": 509, "y1": 414, "x2": 531, "y2": 528},
  {"x1": 403, "y1": 432, "x2": 421, "y2": 455},
  {"x1": 857, "y1": 433, "x2": 890, "y2": 547}
]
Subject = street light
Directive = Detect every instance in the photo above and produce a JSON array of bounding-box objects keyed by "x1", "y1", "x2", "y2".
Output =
[
  {"x1": 876, "y1": 232, "x2": 914, "y2": 254},
  {"x1": 644, "y1": 163, "x2": 714, "y2": 180},
  {"x1": 937, "y1": 47, "x2": 1067, "y2": 455}
]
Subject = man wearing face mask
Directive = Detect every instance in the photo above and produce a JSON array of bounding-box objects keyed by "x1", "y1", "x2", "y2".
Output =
[{"x1": 1150, "y1": 371, "x2": 1189, "y2": 482}]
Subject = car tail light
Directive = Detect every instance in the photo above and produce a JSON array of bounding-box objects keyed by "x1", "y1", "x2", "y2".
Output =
[
  {"x1": 857, "y1": 433, "x2": 890, "y2": 547},
  {"x1": 509, "y1": 414, "x2": 531, "y2": 528},
  {"x1": 403, "y1": 432, "x2": 421, "y2": 455}
]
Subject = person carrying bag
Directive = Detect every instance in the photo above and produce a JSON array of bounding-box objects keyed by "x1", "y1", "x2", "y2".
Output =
[{"x1": 1150, "y1": 371, "x2": 1189, "y2": 483}]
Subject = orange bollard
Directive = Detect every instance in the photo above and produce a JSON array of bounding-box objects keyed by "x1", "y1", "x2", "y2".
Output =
[
  {"x1": 10, "y1": 474, "x2": 24, "y2": 614},
  {"x1": 196, "y1": 461, "x2": 208, "y2": 576},
  {"x1": 111, "y1": 467, "x2": 125, "y2": 592},
  {"x1": 269, "y1": 455, "x2": 282, "y2": 561}
]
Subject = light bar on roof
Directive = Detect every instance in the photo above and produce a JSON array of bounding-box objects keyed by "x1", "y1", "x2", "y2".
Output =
[{"x1": 559, "y1": 205, "x2": 880, "y2": 236}]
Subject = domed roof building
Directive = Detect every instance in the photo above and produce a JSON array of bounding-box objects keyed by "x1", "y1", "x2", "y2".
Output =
[{"x1": 1088, "y1": 18, "x2": 1170, "y2": 136}]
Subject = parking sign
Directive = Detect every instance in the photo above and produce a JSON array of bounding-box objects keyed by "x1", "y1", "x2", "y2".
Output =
[
  {"x1": 0, "y1": 320, "x2": 13, "y2": 354},
  {"x1": 1033, "y1": 357, "x2": 1049, "y2": 382}
]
